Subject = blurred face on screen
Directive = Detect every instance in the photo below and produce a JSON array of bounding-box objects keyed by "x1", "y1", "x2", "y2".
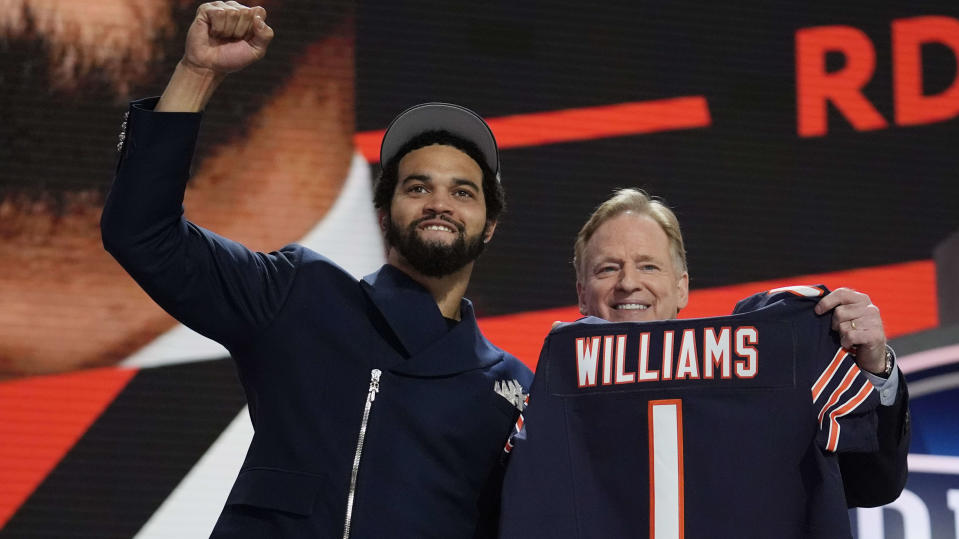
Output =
[
  {"x1": 0, "y1": 0, "x2": 186, "y2": 93},
  {"x1": 577, "y1": 212, "x2": 688, "y2": 323},
  {"x1": 0, "y1": 0, "x2": 354, "y2": 377}
]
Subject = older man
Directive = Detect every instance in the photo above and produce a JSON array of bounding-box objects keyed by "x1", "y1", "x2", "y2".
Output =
[
  {"x1": 500, "y1": 188, "x2": 908, "y2": 537},
  {"x1": 571, "y1": 188, "x2": 907, "y2": 501}
]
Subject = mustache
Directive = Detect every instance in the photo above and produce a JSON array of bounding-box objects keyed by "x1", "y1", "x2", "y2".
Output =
[{"x1": 410, "y1": 214, "x2": 465, "y2": 234}]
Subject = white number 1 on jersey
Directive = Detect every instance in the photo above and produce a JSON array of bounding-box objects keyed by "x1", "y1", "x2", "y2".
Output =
[{"x1": 649, "y1": 399, "x2": 685, "y2": 539}]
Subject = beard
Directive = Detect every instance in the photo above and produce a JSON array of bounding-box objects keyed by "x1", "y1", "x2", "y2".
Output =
[{"x1": 385, "y1": 214, "x2": 488, "y2": 278}]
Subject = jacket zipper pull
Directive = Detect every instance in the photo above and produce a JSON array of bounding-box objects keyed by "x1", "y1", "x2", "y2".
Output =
[{"x1": 369, "y1": 368, "x2": 381, "y2": 402}]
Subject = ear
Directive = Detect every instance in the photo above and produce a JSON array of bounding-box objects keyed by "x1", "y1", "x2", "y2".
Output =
[
  {"x1": 676, "y1": 271, "x2": 690, "y2": 311},
  {"x1": 482, "y1": 219, "x2": 498, "y2": 243},
  {"x1": 377, "y1": 209, "x2": 388, "y2": 233},
  {"x1": 576, "y1": 279, "x2": 587, "y2": 315}
]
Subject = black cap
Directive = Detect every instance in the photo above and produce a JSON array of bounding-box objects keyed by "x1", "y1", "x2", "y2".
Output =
[{"x1": 379, "y1": 102, "x2": 500, "y2": 181}]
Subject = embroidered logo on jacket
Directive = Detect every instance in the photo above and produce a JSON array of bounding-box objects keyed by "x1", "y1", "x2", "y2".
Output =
[{"x1": 494, "y1": 379, "x2": 528, "y2": 412}]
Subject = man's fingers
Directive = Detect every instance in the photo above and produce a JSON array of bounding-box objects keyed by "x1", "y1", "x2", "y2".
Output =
[
  {"x1": 816, "y1": 287, "x2": 887, "y2": 367},
  {"x1": 835, "y1": 307, "x2": 885, "y2": 351},
  {"x1": 834, "y1": 303, "x2": 870, "y2": 328},
  {"x1": 195, "y1": 3, "x2": 217, "y2": 26},
  {"x1": 815, "y1": 287, "x2": 870, "y2": 315},
  {"x1": 225, "y1": 1, "x2": 266, "y2": 21},
  {"x1": 198, "y1": 2, "x2": 268, "y2": 42},
  {"x1": 814, "y1": 292, "x2": 840, "y2": 315},
  {"x1": 235, "y1": 9, "x2": 256, "y2": 40},
  {"x1": 229, "y1": 8, "x2": 246, "y2": 38},
  {"x1": 250, "y1": 16, "x2": 274, "y2": 50},
  {"x1": 839, "y1": 319, "x2": 858, "y2": 338},
  {"x1": 209, "y1": 5, "x2": 228, "y2": 35}
]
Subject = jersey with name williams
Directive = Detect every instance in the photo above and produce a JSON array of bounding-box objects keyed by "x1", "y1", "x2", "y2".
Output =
[{"x1": 500, "y1": 285, "x2": 879, "y2": 539}]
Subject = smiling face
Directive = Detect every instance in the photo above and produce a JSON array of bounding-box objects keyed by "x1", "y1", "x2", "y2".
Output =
[
  {"x1": 383, "y1": 143, "x2": 496, "y2": 277},
  {"x1": 577, "y1": 211, "x2": 689, "y2": 322}
]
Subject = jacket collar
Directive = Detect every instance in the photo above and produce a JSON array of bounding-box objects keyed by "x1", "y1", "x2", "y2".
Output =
[{"x1": 361, "y1": 264, "x2": 503, "y2": 376}]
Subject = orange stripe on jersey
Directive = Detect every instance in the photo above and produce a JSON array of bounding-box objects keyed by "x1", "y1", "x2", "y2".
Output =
[
  {"x1": 825, "y1": 381, "x2": 875, "y2": 452},
  {"x1": 811, "y1": 348, "x2": 849, "y2": 402},
  {"x1": 816, "y1": 364, "x2": 861, "y2": 426}
]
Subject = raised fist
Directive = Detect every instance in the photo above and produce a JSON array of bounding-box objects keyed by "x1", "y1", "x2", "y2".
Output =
[{"x1": 182, "y1": 1, "x2": 274, "y2": 75}]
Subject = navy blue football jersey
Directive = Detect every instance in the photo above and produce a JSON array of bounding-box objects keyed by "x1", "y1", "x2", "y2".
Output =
[{"x1": 500, "y1": 285, "x2": 879, "y2": 539}]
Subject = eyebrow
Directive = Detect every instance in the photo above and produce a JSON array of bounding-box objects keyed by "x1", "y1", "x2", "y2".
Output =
[
  {"x1": 400, "y1": 174, "x2": 431, "y2": 184},
  {"x1": 592, "y1": 254, "x2": 661, "y2": 266},
  {"x1": 591, "y1": 256, "x2": 622, "y2": 267},
  {"x1": 451, "y1": 178, "x2": 481, "y2": 192},
  {"x1": 400, "y1": 175, "x2": 481, "y2": 193}
]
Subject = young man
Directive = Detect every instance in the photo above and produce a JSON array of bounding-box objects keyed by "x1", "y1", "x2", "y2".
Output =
[{"x1": 101, "y1": 3, "x2": 531, "y2": 538}]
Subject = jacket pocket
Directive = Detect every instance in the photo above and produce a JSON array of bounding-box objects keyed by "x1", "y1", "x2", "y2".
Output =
[{"x1": 225, "y1": 467, "x2": 324, "y2": 516}]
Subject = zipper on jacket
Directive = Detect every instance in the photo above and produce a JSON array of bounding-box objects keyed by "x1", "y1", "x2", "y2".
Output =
[{"x1": 342, "y1": 368, "x2": 381, "y2": 539}]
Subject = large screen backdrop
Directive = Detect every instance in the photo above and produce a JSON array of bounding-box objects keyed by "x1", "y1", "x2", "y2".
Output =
[{"x1": 1, "y1": 1, "x2": 957, "y2": 537}]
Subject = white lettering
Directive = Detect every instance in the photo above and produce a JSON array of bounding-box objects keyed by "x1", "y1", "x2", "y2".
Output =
[
  {"x1": 576, "y1": 336, "x2": 601, "y2": 388},
  {"x1": 735, "y1": 327, "x2": 759, "y2": 378},
  {"x1": 675, "y1": 329, "x2": 700, "y2": 379},
  {"x1": 662, "y1": 330, "x2": 674, "y2": 380},
  {"x1": 614, "y1": 334, "x2": 635, "y2": 383},
  {"x1": 704, "y1": 327, "x2": 731, "y2": 379},
  {"x1": 602, "y1": 335, "x2": 614, "y2": 385},
  {"x1": 637, "y1": 332, "x2": 658, "y2": 381}
]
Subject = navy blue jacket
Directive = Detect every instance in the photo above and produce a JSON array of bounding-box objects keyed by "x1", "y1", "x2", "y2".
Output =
[{"x1": 102, "y1": 98, "x2": 532, "y2": 538}]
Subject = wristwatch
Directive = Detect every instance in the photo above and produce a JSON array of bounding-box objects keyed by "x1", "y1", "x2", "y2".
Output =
[{"x1": 875, "y1": 346, "x2": 894, "y2": 378}]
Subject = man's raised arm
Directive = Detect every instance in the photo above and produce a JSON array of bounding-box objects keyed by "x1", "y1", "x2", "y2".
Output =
[{"x1": 101, "y1": 2, "x2": 288, "y2": 347}]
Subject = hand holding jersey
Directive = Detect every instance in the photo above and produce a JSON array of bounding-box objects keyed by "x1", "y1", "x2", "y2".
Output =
[{"x1": 815, "y1": 288, "x2": 890, "y2": 376}]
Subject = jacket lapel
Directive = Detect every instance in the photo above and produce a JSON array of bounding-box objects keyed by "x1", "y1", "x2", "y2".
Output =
[{"x1": 361, "y1": 265, "x2": 503, "y2": 376}]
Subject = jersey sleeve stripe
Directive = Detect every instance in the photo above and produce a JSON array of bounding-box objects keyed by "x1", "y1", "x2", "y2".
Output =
[
  {"x1": 503, "y1": 396, "x2": 530, "y2": 454},
  {"x1": 503, "y1": 413, "x2": 525, "y2": 454},
  {"x1": 811, "y1": 348, "x2": 849, "y2": 402},
  {"x1": 825, "y1": 381, "x2": 875, "y2": 452},
  {"x1": 767, "y1": 285, "x2": 826, "y2": 297},
  {"x1": 816, "y1": 364, "x2": 861, "y2": 426}
]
